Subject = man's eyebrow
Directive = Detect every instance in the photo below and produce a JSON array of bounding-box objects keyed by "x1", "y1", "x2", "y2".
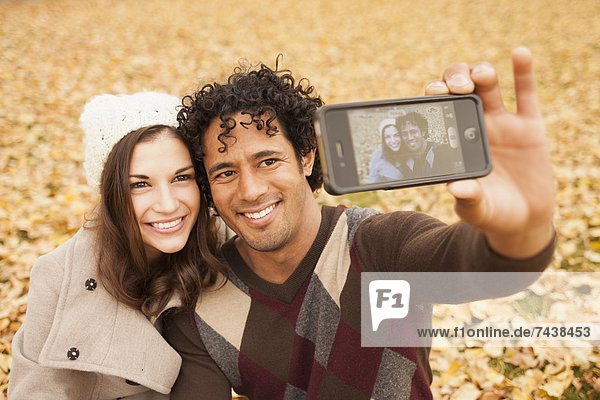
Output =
[{"x1": 252, "y1": 150, "x2": 284, "y2": 160}]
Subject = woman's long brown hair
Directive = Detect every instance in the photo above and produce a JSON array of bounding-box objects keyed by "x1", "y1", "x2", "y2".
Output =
[{"x1": 94, "y1": 125, "x2": 225, "y2": 317}]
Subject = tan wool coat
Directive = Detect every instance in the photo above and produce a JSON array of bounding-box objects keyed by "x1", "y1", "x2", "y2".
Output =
[{"x1": 8, "y1": 227, "x2": 182, "y2": 399}]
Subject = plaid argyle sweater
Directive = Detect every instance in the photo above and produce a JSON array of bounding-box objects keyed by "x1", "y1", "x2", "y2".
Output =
[{"x1": 164, "y1": 205, "x2": 554, "y2": 400}]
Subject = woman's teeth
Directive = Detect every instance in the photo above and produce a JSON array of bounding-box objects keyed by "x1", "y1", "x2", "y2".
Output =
[
  {"x1": 151, "y1": 217, "x2": 182, "y2": 229},
  {"x1": 244, "y1": 204, "x2": 276, "y2": 220}
]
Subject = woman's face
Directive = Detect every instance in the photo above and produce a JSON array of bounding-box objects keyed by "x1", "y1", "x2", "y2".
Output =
[
  {"x1": 129, "y1": 133, "x2": 200, "y2": 262},
  {"x1": 383, "y1": 125, "x2": 401, "y2": 152}
]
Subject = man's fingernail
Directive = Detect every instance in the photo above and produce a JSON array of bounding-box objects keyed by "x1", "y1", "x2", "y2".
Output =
[
  {"x1": 449, "y1": 73, "x2": 470, "y2": 87},
  {"x1": 426, "y1": 81, "x2": 447, "y2": 90},
  {"x1": 471, "y1": 63, "x2": 492, "y2": 75}
]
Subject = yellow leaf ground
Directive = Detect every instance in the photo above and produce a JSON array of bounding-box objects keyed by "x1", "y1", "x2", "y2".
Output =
[{"x1": 1, "y1": 0, "x2": 599, "y2": 398}]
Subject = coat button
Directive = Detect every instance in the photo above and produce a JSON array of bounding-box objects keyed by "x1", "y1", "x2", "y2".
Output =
[
  {"x1": 67, "y1": 347, "x2": 80, "y2": 360},
  {"x1": 125, "y1": 379, "x2": 140, "y2": 386},
  {"x1": 85, "y1": 278, "x2": 97, "y2": 291}
]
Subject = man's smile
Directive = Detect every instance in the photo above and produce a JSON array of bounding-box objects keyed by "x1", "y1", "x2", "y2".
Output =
[{"x1": 242, "y1": 203, "x2": 278, "y2": 220}]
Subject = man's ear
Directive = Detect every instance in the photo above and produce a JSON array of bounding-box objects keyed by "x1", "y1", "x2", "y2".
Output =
[{"x1": 301, "y1": 148, "x2": 316, "y2": 177}]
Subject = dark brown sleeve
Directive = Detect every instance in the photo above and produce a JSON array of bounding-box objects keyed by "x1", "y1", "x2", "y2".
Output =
[
  {"x1": 353, "y1": 211, "x2": 555, "y2": 273},
  {"x1": 163, "y1": 311, "x2": 232, "y2": 400}
]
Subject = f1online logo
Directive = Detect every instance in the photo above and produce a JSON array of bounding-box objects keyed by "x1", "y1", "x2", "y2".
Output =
[{"x1": 369, "y1": 280, "x2": 410, "y2": 331}]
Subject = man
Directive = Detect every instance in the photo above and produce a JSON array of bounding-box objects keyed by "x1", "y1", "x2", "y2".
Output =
[
  {"x1": 396, "y1": 111, "x2": 458, "y2": 178},
  {"x1": 165, "y1": 48, "x2": 555, "y2": 399}
]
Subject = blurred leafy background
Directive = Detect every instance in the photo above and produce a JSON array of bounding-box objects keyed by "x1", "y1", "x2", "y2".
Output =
[{"x1": 1, "y1": 0, "x2": 599, "y2": 398}]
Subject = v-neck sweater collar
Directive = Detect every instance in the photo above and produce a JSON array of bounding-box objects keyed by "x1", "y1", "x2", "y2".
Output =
[{"x1": 220, "y1": 205, "x2": 343, "y2": 303}]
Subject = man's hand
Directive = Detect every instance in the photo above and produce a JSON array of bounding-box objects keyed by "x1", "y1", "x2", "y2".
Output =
[{"x1": 425, "y1": 47, "x2": 555, "y2": 259}]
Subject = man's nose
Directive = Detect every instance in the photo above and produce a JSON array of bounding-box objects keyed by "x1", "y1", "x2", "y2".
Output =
[{"x1": 237, "y1": 169, "x2": 268, "y2": 202}]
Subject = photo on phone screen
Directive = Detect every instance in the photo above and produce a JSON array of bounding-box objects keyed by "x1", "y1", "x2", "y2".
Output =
[
  {"x1": 314, "y1": 94, "x2": 491, "y2": 195},
  {"x1": 348, "y1": 101, "x2": 465, "y2": 185}
]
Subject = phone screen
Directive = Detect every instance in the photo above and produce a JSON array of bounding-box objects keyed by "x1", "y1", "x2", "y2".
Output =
[
  {"x1": 314, "y1": 94, "x2": 491, "y2": 194},
  {"x1": 347, "y1": 101, "x2": 466, "y2": 185}
]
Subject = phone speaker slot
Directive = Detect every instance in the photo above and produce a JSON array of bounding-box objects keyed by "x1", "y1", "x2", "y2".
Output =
[{"x1": 336, "y1": 141, "x2": 344, "y2": 158}]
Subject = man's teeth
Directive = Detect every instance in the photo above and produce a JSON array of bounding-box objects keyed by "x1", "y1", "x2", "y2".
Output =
[
  {"x1": 151, "y1": 218, "x2": 182, "y2": 229},
  {"x1": 244, "y1": 204, "x2": 276, "y2": 220}
]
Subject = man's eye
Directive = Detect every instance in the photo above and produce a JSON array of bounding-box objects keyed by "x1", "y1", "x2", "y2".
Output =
[
  {"x1": 261, "y1": 159, "x2": 277, "y2": 167},
  {"x1": 215, "y1": 170, "x2": 235, "y2": 179}
]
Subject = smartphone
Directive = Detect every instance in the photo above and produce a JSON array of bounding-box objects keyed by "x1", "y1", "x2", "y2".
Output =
[{"x1": 313, "y1": 94, "x2": 492, "y2": 195}]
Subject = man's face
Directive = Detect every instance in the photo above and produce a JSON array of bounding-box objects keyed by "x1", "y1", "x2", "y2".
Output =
[
  {"x1": 202, "y1": 113, "x2": 315, "y2": 253},
  {"x1": 400, "y1": 121, "x2": 426, "y2": 153}
]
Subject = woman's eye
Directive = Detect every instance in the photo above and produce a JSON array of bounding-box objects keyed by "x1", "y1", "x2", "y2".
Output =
[
  {"x1": 174, "y1": 174, "x2": 193, "y2": 182},
  {"x1": 130, "y1": 181, "x2": 149, "y2": 189}
]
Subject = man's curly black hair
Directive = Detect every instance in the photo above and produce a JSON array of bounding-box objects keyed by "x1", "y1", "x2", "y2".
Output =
[{"x1": 177, "y1": 59, "x2": 324, "y2": 207}]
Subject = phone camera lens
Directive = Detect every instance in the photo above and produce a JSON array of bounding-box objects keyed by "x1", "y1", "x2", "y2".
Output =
[{"x1": 464, "y1": 128, "x2": 478, "y2": 143}]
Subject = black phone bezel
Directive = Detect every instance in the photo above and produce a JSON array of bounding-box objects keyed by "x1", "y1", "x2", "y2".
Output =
[{"x1": 313, "y1": 94, "x2": 492, "y2": 195}]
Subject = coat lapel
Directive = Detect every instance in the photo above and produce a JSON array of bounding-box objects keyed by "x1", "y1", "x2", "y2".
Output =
[{"x1": 37, "y1": 228, "x2": 181, "y2": 394}]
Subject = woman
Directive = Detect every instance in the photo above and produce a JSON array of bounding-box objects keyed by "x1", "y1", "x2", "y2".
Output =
[
  {"x1": 368, "y1": 118, "x2": 407, "y2": 183},
  {"x1": 8, "y1": 92, "x2": 225, "y2": 399}
]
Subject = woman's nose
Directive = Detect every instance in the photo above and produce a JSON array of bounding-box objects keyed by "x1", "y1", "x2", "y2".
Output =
[{"x1": 153, "y1": 186, "x2": 179, "y2": 213}]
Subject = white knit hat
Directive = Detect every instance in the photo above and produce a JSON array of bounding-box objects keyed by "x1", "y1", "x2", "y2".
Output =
[
  {"x1": 378, "y1": 118, "x2": 396, "y2": 135},
  {"x1": 80, "y1": 91, "x2": 181, "y2": 192}
]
